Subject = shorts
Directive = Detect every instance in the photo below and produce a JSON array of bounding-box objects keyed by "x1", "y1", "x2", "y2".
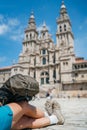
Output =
[{"x1": 0, "y1": 105, "x2": 13, "y2": 130}]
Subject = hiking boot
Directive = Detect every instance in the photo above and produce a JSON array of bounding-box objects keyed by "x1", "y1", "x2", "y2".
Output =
[
  {"x1": 52, "y1": 100, "x2": 65, "y2": 125},
  {"x1": 45, "y1": 99, "x2": 52, "y2": 116}
]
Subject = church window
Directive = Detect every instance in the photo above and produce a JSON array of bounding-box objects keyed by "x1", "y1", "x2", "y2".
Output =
[
  {"x1": 59, "y1": 26, "x2": 62, "y2": 32},
  {"x1": 66, "y1": 62, "x2": 68, "y2": 65},
  {"x1": 41, "y1": 72, "x2": 44, "y2": 75},
  {"x1": 30, "y1": 33, "x2": 32, "y2": 39},
  {"x1": 53, "y1": 69, "x2": 56, "y2": 79},
  {"x1": 42, "y1": 49, "x2": 46, "y2": 54},
  {"x1": 45, "y1": 72, "x2": 49, "y2": 75},
  {"x1": 53, "y1": 54, "x2": 55, "y2": 63},
  {"x1": 40, "y1": 71, "x2": 49, "y2": 85},
  {"x1": 34, "y1": 71, "x2": 36, "y2": 79},
  {"x1": 81, "y1": 64, "x2": 84, "y2": 68},
  {"x1": 42, "y1": 57, "x2": 46, "y2": 65},
  {"x1": 46, "y1": 77, "x2": 49, "y2": 84},
  {"x1": 34, "y1": 58, "x2": 36, "y2": 66},
  {"x1": 75, "y1": 73, "x2": 78, "y2": 77},
  {"x1": 48, "y1": 55, "x2": 49, "y2": 62},
  {"x1": 14, "y1": 68, "x2": 17, "y2": 71},
  {"x1": 85, "y1": 64, "x2": 87, "y2": 68},
  {"x1": 75, "y1": 65, "x2": 77, "y2": 69},
  {"x1": 26, "y1": 34, "x2": 28, "y2": 39},
  {"x1": 63, "y1": 62, "x2": 65, "y2": 65},
  {"x1": 43, "y1": 33, "x2": 45, "y2": 38},
  {"x1": 41, "y1": 78, "x2": 44, "y2": 84},
  {"x1": 64, "y1": 24, "x2": 66, "y2": 31}
]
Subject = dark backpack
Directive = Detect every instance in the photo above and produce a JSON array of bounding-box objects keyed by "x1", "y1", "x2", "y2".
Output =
[{"x1": 0, "y1": 74, "x2": 39, "y2": 105}]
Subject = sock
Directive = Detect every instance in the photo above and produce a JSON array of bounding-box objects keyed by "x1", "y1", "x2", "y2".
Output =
[
  {"x1": 44, "y1": 111, "x2": 49, "y2": 117},
  {"x1": 49, "y1": 114, "x2": 58, "y2": 125}
]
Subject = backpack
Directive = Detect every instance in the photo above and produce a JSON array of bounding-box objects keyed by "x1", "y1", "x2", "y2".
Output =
[{"x1": 0, "y1": 74, "x2": 39, "y2": 105}]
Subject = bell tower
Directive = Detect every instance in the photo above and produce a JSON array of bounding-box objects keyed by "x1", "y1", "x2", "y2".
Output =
[
  {"x1": 22, "y1": 12, "x2": 38, "y2": 54},
  {"x1": 56, "y1": 1, "x2": 74, "y2": 54},
  {"x1": 56, "y1": 1, "x2": 75, "y2": 84}
]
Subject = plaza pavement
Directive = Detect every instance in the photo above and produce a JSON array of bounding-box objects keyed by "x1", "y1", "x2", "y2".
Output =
[{"x1": 29, "y1": 98, "x2": 87, "y2": 130}]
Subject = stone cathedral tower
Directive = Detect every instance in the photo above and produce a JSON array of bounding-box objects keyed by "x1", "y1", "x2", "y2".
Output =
[{"x1": 56, "y1": 1, "x2": 75, "y2": 88}]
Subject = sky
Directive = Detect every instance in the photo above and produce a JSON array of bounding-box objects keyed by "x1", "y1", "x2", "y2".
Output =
[{"x1": 0, "y1": 0, "x2": 87, "y2": 68}]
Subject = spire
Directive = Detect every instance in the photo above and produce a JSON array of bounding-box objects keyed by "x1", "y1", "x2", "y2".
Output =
[
  {"x1": 60, "y1": 0, "x2": 67, "y2": 14},
  {"x1": 28, "y1": 11, "x2": 35, "y2": 25},
  {"x1": 43, "y1": 21, "x2": 46, "y2": 27},
  {"x1": 61, "y1": 1, "x2": 66, "y2": 9},
  {"x1": 27, "y1": 11, "x2": 36, "y2": 30},
  {"x1": 30, "y1": 11, "x2": 35, "y2": 19},
  {"x1": 41, "y1": 21, "x2": 48, "y2": 32}
]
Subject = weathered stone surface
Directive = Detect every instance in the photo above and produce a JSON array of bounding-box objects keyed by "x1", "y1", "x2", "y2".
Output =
[{"x1": 28, "y1": 98, "x2": 87, "y2": 130}]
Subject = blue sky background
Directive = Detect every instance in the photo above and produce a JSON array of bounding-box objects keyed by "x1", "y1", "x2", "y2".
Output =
[{"x1": 0, "y1": 0, "x2": 87, "y2": 68}]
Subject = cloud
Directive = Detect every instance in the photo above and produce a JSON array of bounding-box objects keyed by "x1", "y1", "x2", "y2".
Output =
[
  {"x1": 8, "y1": 18, "x2": 20, "y2": 26},
  {"x1": 10, "y1": 33, "x2": 24, "y2": 41},
  {"x1": 9, "y1": 25, "x2": 24, "y2": 41},
  {"x1": 0, "y1": 14, "x2": 24, "y2": 41},
  {"x1": 37, "y1": 25, "x2": 43, "y2": 32},
  {"x1": 0, "y1": 24, "x2": 9, "y2": 35},
  {"x1": 0, "y1": 14, "x2": 4, "y2": 22}
]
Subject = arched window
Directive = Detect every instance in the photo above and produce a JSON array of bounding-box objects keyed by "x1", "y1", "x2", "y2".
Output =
[
  {"x1": 43, "y1": 33, "x2": 45, "y2": 38},
  {"x1": 64, "y1": 24, "x2": 66, "y2": 31},
  {"x1": 26, "y1": 34, "x2": 28, "y2": 39},
  {"x1": 34, "y1": 58, "x2": 36, "y2": 66},
  {"x1": 53, "y1": 69, "x2": 56, "y2": 78},
  {"x1": 46, "y1": 77, "x2": 49, "y2": 84},
  {"x1": 42, "y1": 49, "x2": 46, "y2": 55},
  {"x1": 42, "y1": 57, "x2": 46, "y2": 65},
  {"x1": 45, "y1": 72, "x2": 49, "y2": 75},
  {"x1": 30, "y1": 33, "x2": 32, "y2": 39},
  {"x1": 41, "y1": 72, "x2": 44, "y2": 76},
  {"x1": 60, "y1": 26, "x2": 62, "y2": 32},
  {"x1": 40, "y1": 71, "x2": 49, "y2": 85},
  {"x1": 34, "y1": 71, "x2": 36, "y2": 79},
  {"x1": 41, "y1": 78, "x2": 44, "y2": 85},
  {"x1": 53, "y1": 54, "x2": 55, "y2": 63}
]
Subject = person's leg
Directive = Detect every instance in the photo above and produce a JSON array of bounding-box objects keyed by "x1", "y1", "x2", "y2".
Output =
[
  {"x1": 8, "y1": 101, "x2": 58, "y2": 129},
  {"x1": 8, "y1": 101, "x2": 49, "y2": 128},
  {"x1": 11, "y1": 115, "x2": 50, "y2": 130},
  {"x1": 21, "y1": 101, "x2": 45, "y2": 118}
]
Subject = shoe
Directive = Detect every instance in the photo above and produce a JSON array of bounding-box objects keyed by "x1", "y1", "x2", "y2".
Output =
[
  {"x1": 45, "y1": 99, "x2": 52, "y2": 116},
  {"x1": 52, "y1": 100, "x2": 65, "y2": 125}
]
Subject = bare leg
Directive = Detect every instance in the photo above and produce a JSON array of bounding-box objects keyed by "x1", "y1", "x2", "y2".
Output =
[
  {"x1": 22, "y1": 102, "x2": 45, "y2": 118},
  {"x1": 12, "y1": 115, "x2": 50, "y2": 130},
  {"x1": 8, "y1": 101, "x2": 50, "y2": 129}
]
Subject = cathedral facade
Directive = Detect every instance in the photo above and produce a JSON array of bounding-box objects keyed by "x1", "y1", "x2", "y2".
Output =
[{"x1": 0, "y1": 2, "x2": 87, "y2": 94}]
